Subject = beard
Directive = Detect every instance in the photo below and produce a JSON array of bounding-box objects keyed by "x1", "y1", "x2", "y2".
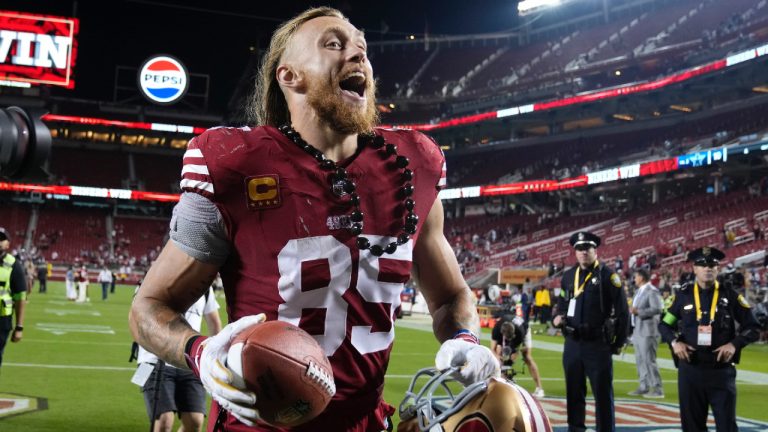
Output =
[{"x1": 305, "y1": 71, "x2": 379, "y2": 135}]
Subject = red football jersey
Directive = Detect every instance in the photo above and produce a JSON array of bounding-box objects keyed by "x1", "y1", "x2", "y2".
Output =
[{"x1": 181, "y1": 125, "x2": 445, "y2": 431}]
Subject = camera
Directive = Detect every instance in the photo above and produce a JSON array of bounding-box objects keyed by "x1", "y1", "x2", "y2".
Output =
[
  {"x1": 500, "y1": 345, "x2": 517, "y2": 380},
  {"x1": 0, "y1": 106, "x2": 52, "y2": 180},
  {"x1": 501, "y1": 345, "x2": 513, "y2": 362}
]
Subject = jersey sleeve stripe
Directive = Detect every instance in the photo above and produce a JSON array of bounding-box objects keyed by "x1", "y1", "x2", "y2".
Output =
[
  {"x1": 438, "y1": 161, "x2": 447, "y2": 188},
  {"x1": 181, "y1": 138, "x2": 214, "y2": 197},
  {"x1": 183, "y1": 148, "x2": 204, "y2": 158},
  {"x1": 182, "y1": 164, "x2": 210, "y2": 175},
  {"x1": 180, "y1": 178, "x2": 214, "y2": 194}
]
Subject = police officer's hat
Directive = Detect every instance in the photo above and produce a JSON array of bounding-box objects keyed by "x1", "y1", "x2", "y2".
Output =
[
  {"x1": 569, "y1": 231, "x2": 601, "y2": 249},
  {"x1": 687, "y1": 246, "x2": 725, "y2": 266},
  {"x1": 0, "y1": 227, "x2": 9, "y2": 241}
]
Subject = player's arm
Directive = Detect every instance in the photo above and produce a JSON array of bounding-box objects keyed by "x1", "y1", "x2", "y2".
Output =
[
  {"x1": 129, "y1": 192, "x2": 231, "y2": 368},
  {"x1": 412, "y1": 198, "x2": 479, "y2": 341},
  {"x1": 129, "y1": 242, "x2": 219, "y2": 368},
  {"x1": 415, "y1": 198, "x2": 500, "y2": 385}
]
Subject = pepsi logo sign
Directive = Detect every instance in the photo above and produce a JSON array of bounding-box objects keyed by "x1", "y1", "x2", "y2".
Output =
[{"x1": 138, "y1": 55, "x2": 188, "y2": 104}]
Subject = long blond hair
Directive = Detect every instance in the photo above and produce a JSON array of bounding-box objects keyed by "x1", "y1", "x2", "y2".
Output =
[{"x1": 249, "y1": 7, "x2": 347, "y2": 126}]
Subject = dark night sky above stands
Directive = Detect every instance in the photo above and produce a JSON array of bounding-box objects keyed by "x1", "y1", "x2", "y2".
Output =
[{"x1": 4, "y1": 0, "x2": 522, "y2": 115}]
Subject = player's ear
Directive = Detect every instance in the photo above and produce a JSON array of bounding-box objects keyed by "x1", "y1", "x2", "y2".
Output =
[{"x1": 277, "y1": 64, "x2": 304, "y2": 90}]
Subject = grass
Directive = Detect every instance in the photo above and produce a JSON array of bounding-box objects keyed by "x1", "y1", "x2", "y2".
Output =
[{"x1": 1, "y1": 281, "x2": 766, "y2": 430}]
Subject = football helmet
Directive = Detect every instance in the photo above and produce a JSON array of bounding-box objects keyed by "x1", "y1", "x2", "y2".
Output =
[{"x1": 398, "y1": 367, "x2": 552, "y2": 432}]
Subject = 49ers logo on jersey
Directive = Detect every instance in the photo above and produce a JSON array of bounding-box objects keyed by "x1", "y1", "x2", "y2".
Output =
[{"x1": 245, "y1": 175, "x2": 281, "y2": 210}]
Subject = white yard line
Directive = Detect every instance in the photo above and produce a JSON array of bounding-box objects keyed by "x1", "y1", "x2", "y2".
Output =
[
  {"x1": 4, "y1": 363, "x2": 135, "y2": 371},
  {"x1": 20, "y1": 339, "x2": 130, "y2": 346}
]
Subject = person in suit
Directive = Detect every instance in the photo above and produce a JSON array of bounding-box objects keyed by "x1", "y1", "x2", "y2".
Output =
[{"x1": 628, "y1": 268, "x2": 664, "y2": 398}]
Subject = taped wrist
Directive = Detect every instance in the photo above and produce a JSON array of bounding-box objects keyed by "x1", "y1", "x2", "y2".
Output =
[
  {"x1": 453, "y1": 329, "x2": 480, "y2": 344},
  {"x1": 184, "y1": 335, "x2": 208, "y2": 377}
]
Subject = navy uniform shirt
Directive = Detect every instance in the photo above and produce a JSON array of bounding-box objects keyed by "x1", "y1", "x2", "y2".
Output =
[
  {"x1": 558, "y1": 260, "x2": 629, "y2": 347},
  {"x1": 659, "y1": 281, "x2": 760, "y2": 365}
]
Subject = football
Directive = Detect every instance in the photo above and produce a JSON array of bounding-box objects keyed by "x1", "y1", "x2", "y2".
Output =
[{"x1": 227, "y1": 320, "x2": 335, "y2": 427}]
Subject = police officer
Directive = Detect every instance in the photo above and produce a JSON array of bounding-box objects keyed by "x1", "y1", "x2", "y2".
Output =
[
  {"x1": 553, "y1": 231, "x2": 629, "y2": 432},
  {"x1": 659, "y1": 247, "x2": 760, "y2": 432},
  {"x1": 0, "y1": 227, "x2": 27, "y2": 369}
]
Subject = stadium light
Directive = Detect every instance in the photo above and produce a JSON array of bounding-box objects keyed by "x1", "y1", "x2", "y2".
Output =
[{"x1": 518, "y1": 0, "x2": 562, "y2": 15}]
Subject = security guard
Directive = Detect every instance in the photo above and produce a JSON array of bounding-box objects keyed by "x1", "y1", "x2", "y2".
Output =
[
  {"x1": 0, "y1": 227, "x2": 27, "y2": 369},
  {"x1": 553, "y1": 231, "x2": 629, "y2": 432},
  {"x1": 659, "y1": 247, "x2": 760, "y2": 431}
]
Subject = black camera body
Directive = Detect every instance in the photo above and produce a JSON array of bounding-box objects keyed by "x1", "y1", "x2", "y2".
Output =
[{"x1": 0, "y1": 106, "x2": 52, "y2": 180}]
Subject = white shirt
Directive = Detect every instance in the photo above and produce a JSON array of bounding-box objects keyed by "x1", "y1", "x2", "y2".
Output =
[
  {"x1": 632, "y1": 283, "x2": 649, "y2": 308},
  {"x1": 137, "y1": 287, "x2": 219, "y2": 366},
  {"x1": 98, "y1": 270, "x2": 113, "y2": 283}
]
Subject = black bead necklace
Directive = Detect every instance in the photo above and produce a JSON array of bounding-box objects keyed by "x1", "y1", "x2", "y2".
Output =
[{"x1": 278, "y1": 124, "x2": 418, "y2": 257}]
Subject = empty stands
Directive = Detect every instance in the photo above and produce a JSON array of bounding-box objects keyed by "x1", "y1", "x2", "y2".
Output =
[
  {"x1": 132, "y1": 153, "x2": 182, "y2": 193},
  {"x1": 49, "y1": 147, "x2": 128, "y2": 189},
  {"x1": 35, "y1": 206, "x2": 110, "y2": 263}
]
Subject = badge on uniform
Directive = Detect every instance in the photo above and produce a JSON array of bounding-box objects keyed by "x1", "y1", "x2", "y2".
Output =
[
  {"x1": 567, "y1": 298, "x2": 576, "y2": 317},
  {"x1": 610, "y1": 273, "x2": 622, "y2": 288},
  {"x1": 245, "y1": 175, "x2": 282, "y2": 210},
  {"x1": 737, "y1": 294, "x2": 751, "y2": 308},
  {"x1": 697, "y1": 325, "x2": 712, "y2": 346}
]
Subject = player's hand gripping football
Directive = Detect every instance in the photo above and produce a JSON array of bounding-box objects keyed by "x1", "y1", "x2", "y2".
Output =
[
  {"x1": 187, "y1": 314, "x2": 266, "y2": 426},
  {"x1": 435, "y1": 335, "x2": 500, "y2": 386}
]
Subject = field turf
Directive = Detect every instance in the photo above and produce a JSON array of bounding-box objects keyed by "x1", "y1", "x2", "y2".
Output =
[{"x1": 1, "y1": 281, "x2": 766, "y2": 430}]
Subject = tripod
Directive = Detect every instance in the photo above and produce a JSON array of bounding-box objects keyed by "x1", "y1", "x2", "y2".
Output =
[{"x1": 149, "y1": 361, "x2": 165, "y2": 432}]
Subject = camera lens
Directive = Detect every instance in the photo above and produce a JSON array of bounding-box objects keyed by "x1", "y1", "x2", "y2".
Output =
[{"x1": 0, "y1": 106, "x2": 52, "y2": 180}]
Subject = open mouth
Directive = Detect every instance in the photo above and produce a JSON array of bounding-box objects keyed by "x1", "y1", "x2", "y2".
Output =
[{"x1": 339, "y1": 72, "x2": 366, "y2": 99}]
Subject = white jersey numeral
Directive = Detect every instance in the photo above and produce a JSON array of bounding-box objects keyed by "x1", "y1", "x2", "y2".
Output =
[{"x1": 276, "y1": 235, "x2": 413, "y2": 356}]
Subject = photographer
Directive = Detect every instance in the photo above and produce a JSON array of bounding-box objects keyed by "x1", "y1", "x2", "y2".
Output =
[
  {"x1": 133, "y1": 285, "x2": 221, "y2": 432},
  {"x1": 490, "y1": 313, "x2": 545, "y2": 398}
]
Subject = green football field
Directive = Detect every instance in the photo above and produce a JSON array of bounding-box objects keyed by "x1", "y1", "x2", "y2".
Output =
[{"x1": 1, "y1": 281, "x2": 766, "y2": 431}]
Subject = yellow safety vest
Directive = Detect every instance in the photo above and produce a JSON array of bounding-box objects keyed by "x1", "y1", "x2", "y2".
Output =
[{"x1": 0, "y1": 253, "x2": 16, "y2": 316}]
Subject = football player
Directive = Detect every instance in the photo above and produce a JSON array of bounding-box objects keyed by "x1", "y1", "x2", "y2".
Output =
[{"x1": 129, "y1": 7, "x2": 499, "y2": 432}]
